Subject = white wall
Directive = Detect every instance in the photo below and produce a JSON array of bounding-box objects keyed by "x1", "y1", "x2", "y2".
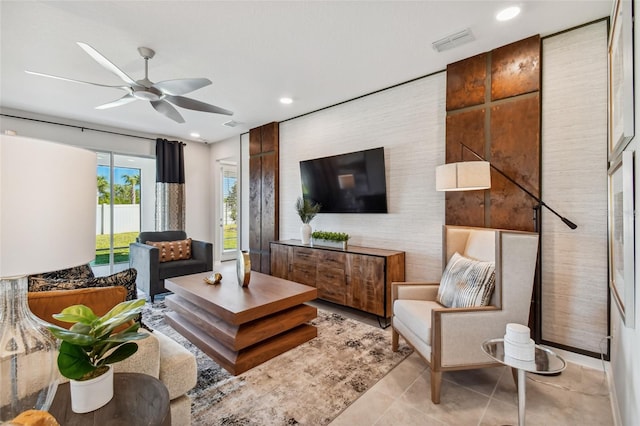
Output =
[
  {"x1": 609, "y1": 2, "x2": 640, "y2": 424},
  {"x1": 279, "y1": 73, "x2": 446, "y2": 281},
  {"x1": 240, "y1": 133, "x2": 250, "y2": 251},
  {"x1": 541, "y1": 21, "x2": 609, "y2": 355},
  {"x1": 209, "y1": 135, "x2": 241, "y2": 263},
  {"x1": 0, "y1": 107, "x2": 212, "y2": 241}
]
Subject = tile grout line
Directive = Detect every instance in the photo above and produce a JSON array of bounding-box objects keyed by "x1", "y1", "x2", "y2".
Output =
[{"x1": 477, "y1": 366, "x2": 507, "y2": 425}]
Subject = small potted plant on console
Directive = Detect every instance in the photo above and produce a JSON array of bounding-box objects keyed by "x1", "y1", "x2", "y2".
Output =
[
  {"x1": 295, "y1": 197, "x2": 321, "y2": 245},
  {"x1": 47, "y1": 299, "x2": 148, "y2": 413},
  {"x1": 311, "y1": 230, "x2": 350, "y2": 250}
]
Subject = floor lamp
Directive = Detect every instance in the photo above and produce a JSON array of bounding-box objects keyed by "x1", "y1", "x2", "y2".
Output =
[
  {"x1": 435, "y1": 142, "x2": 577, "y2": 343},
  {"x1": 0, "y1": 135, "x2": 96, "y2": 421}
]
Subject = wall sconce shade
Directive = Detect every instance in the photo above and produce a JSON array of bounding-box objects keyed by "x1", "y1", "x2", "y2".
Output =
[{"x1": 435, "y1": 161, "x2": 491, "y2": 191}]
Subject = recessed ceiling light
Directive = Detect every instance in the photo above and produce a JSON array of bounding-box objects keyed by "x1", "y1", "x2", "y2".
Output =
[
  {"x1": 496, "y1": 6, "x2": 520, "y2": 21},
  {"x1": 280, "y1": 97, "x2": 293, "y2": 105},
  {"x1": 190, "y1": 132, "x2": 200, "y2": 138}
]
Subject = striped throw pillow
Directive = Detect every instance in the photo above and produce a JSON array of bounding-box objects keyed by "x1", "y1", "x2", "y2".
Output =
[{"x1": 437, "y1": 252, "x2": 496, "y2": 308}]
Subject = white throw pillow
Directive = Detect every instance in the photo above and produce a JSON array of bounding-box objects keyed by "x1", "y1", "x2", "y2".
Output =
[{"x1": 436, "y1": 252, "x2": 496, "y2": 308}]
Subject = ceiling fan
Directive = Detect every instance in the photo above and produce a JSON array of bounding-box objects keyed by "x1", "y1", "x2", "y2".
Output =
[{"x1": 26, "y1": 42, "x2": 233, "y2": 123}]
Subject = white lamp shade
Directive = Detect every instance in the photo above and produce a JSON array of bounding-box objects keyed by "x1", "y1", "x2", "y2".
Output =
[
  {"x1": 0, "y1": 135, "x2": 97, "y2": 277},
  {"x1": 435, "y1": 161, "x2": 491, "y2": 191}
]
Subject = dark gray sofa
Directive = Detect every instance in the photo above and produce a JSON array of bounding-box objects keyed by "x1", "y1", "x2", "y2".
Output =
[{"x1": 129, "y1": 230, "x2": 213, "y2": 302}]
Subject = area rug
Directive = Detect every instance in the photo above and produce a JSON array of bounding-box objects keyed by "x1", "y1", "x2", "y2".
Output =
[{"x1": 142, "y1": 299, "x2": 412, "y2": 425}]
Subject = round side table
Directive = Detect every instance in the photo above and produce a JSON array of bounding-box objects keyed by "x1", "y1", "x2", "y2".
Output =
[
  {"x1": 482, "y1": 338, "x2": 566, "y2": 426},
  {"x1": 48, "y1": 372, "x2": 170, "y2": 426}
]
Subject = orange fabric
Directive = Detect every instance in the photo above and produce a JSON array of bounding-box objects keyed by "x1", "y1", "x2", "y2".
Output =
[
  {"x1": 146, "y1": 238, "x2": 192, "y2": 262},
  {"x1": 28, "y1": 286, "x2": 127, "y2": 329}
]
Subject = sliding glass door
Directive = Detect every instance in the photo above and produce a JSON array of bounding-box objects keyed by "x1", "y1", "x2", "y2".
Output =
[
  {"x1": 94, "y1": 152, "x2": 155, "y2": 275},
  {"x1": 220, "y1": 162, "x2": 238, "y2": 261}
]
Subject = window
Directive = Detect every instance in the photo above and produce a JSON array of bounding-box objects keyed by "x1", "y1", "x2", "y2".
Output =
[{"x1": 94, "y1": 152, "x2": 155, "y2": 274}]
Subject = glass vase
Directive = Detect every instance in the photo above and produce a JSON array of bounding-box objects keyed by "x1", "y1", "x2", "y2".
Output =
[{"x1": 0, "y1": 276, "x2": 59, "y2": 422}]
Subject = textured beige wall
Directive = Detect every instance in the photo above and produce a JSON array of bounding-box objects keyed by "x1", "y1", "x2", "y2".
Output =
[
  {"x1": 279, "y1": 74, "x2": 446, "y2": 282},
  {"x1": 541, "y1": 20, "x2": 608, "y2": 354}
]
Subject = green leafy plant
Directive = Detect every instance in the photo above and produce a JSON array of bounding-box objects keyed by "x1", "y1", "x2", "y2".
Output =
[
  {"x1": 295, "y1": 197, "x2": 321, "y2": 224},
  {"x1": 311, "y1": 230, "x2": 350, "y2": 242},
  {"x1": 47, "y1": 299, "x2": 149, "y2": 381}
]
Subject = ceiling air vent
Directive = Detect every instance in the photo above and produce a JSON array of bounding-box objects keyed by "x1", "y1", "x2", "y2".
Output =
[
  {"x1": 432, "y1": 28, "x2": 475, "y2": 52},
  {"x1": 223, "y1": 120, "x2": 241, "y2": 128}
]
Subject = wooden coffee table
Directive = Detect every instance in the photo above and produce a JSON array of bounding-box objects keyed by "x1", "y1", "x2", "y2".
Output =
[{"x1": 164, "y1": 262, "x2": 318, "y2": 375}]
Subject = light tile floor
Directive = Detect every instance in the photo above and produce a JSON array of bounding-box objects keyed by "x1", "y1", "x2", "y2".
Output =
[{"x1": 312, "y1": 301, "x2": 614, "y2": 426}]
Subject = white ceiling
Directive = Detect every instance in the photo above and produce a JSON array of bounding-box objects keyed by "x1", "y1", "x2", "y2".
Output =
[{"x1": 0, "y1": 1, "x2": 611, "y2": 144}]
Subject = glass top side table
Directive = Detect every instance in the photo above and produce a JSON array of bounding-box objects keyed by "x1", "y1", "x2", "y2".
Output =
[{"x1": 482, "y1": 338, "x2": 566, "y2": 426}]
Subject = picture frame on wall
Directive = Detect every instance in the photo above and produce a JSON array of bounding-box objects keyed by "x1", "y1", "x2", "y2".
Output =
[
  {"x1": 608, "y1": 0, "x2": 635, "y2": 159},
  {"x1": 608, "y1": 150, "x2": 636, "y2": 328}
]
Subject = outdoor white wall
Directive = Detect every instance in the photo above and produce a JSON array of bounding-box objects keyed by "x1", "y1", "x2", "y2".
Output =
[
  {"x1": 278, "y1": 73, "x2": 446, "y2": 281},
  {"x1": 96, "y1": 204, "x2": 140, "y2": 234}
]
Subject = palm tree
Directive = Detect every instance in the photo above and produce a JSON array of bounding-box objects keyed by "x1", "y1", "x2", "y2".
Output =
[
  {"x1": 97, "y1": 175, "x2": 109, "y2": 204},
  {"x1": 122, "y1": 174, "x2": 141, "y2": 204}
]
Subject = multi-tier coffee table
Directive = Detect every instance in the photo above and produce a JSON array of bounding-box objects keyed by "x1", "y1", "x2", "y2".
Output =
[{"x1": 164, "y1": 262, "x2": 318, "y2": 375}]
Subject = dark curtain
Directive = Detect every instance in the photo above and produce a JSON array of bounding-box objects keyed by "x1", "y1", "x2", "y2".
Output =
[{"x1": 155, "y1": 138, "x2": 185, "y2": 231}]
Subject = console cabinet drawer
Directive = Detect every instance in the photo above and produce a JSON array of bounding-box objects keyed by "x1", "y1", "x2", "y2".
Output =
[{"x1": 270, "y1": 240, "x2": 404, "y2": 318}]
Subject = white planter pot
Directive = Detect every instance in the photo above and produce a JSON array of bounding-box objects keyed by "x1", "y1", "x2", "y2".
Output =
[
  {"x1": 70, "y1": 365, "x2": 114, "y2": 413},
  {"x1": 300, "y1": 223, "x2": 312, "y2": 245},
  {"x1": 311, "y1": 238, "x2": 348, "y2": 250}
]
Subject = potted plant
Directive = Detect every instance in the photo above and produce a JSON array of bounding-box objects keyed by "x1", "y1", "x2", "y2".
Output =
[
  {"x1": 47, "y1": 299, "x2": 149, "y2": 413},
  {"x1": 311, "y1": 230, "x2": 350, "y2": 250},
  {"x1": 295, "y1": 197, "x2": 321, "y2": 244}
]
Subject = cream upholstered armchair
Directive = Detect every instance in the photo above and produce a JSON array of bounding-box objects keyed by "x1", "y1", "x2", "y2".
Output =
[{"x1": 392, "y1": 225, "x2": 539, "y2": 404}]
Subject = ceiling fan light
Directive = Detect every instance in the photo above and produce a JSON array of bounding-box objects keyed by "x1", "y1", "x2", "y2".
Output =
[{"x1": 132, "y1": 88, "x2": 162, "y2": 101}]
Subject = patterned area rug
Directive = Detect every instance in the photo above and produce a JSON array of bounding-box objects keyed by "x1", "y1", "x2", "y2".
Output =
[{"x1": 142, "y1": 299, "x2": 412, "y2": 426}]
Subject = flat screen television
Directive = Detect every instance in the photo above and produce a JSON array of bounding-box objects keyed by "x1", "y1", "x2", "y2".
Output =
[{"x1": 299, "y1": 147, "x2": 388, "y2": 213}]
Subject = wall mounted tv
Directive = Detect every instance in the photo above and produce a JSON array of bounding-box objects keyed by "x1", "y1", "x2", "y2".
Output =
[{"x1": 299, "y1": 147, "x2": 388, "y2": 213}]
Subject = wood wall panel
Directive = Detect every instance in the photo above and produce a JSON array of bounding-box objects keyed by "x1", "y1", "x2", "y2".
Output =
[
  {"x1": 261, "y1": 153, "x2": 278, "y2": 272},
  {"x1": 445, "y1": 36, "x2": 541, "y2": 232},
  {"x1": 490, "y1": 95, "x2": 540, "y2": 231},
  {"x1": 249, "y1": 128, "x2": 262, "y2": 155},
  {"x1": 445, "y1": 109, "x2": 486, "y2": 161},
  {"x1": 446, "y1": 53, "x2": 487, "y2": 111},
  {"x1": 249, "y1": 122, "x2": 279, "y2": 273},
  {"x1": 491, "y1": 35, "x2": 541, "y2": 100},
  {"x1": 445, "y1": 109, "x2": 487, "y2": 226},
  {"x1": 249, "y1": 155, "x2": 262, "y2": 269}
]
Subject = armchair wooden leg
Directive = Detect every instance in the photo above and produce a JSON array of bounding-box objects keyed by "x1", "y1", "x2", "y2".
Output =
[
  {"x1": 392, "y1": 328, "x2": 399, "y2": 352},
  {"x1": 430, "y1": 369, "x2": 442, "y2": 404}
]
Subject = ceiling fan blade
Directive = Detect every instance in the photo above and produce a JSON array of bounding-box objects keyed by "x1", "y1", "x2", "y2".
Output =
[
  {"x1": 95, "y1": 94, "x2": 137, "y2": 110},
  {"x1": 25, "y1": 70, "x2": 132, "y2": 91},
  {"x1": 153, "y1": 78, "x2": 212, "y2": 96},
  {"x1": 151, "y1": 100, "x2": 185, "y2": 123},
  {"x1": 77, "y1": 42, "x2": 138, "y2": 86},
  {"x1": 165, "y1": 95, "x2": 233, "y2": 116}
]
